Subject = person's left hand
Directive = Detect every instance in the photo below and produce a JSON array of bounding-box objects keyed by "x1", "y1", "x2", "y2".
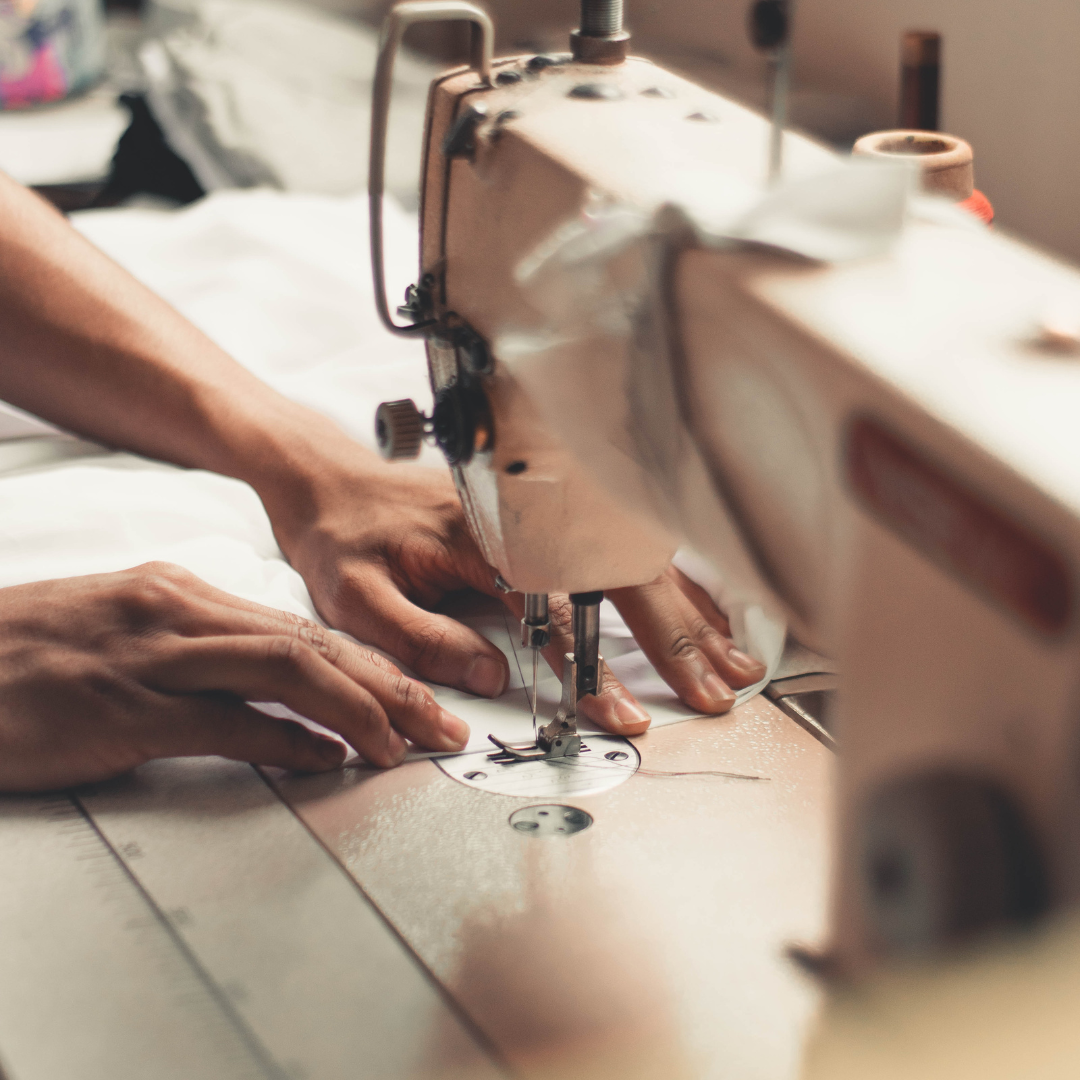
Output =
[{"x1": 265, "y1": 450, "x2": 766, "y2": 738}]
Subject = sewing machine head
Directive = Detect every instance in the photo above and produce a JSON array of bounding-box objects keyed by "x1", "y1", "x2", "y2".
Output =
[
  {"x1": 371, "y1": 0, "x2": 1080, "y2": 976},
  {"x1": 367, "y1": 0, "x2": 821, "y2": 759}
]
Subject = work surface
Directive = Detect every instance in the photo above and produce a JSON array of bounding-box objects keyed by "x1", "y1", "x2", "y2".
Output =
[{"x1": 0, "y1": 695, "x2": 831, "y2": 1080}]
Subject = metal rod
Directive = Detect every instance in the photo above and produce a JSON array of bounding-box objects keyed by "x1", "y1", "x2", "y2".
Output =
[
  {"x1": 524, "y1": 592, "x2": 550, "y2": 628},
  {"x1": 531, "y1": 650, "x2": 538, "y2": 740},
  {"x1": 900, "y1": 30, "x2": 941, "y2": 131},
  {"x1": 580, "y1": 0, "x2": 623, "y2": 36},
  {"x1": 769, "y1": 42, "x2": 791, "y2": 184},
  {"x1": 570, "y1": 591, "x2": 603, "y2": 699},
  {"x1": 369, "y1": 1, "x2": 493, "y2": 337}
]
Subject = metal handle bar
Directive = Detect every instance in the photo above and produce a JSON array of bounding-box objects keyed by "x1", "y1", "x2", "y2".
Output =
[{"x1": 369, "y1": 1, "x2": 494, "y2": 336}]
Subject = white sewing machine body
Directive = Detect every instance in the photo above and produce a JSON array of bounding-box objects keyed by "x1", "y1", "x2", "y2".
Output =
[
  {"x1": 414, "y1": 50, "x2": 839, "y2": 595},
  {"x1": 392, "y1": 8, "x2": 1080, "y2": 972},
  {"x1": 676, "y1": 230, "x2": 1080, "y2": 969}
]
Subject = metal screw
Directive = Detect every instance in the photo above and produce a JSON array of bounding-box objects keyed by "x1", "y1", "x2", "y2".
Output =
[
  {"x1": 580, "y1": 0, "x2": 623, "y2": 36},
  {"x1": 527, "y1": 54, "x2": 564, "y2": 72},
  {"x1": 464, "y1": 770, "x2": 487, "y2": 781},
  {"x1": 605, "y1": 750, "x2": 629, "y2": 761}
]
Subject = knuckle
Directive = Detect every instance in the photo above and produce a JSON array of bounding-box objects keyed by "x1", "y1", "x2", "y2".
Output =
[
  {"x1": 297, "y1": 622, "x2": 341, "y2": 664},
  {"x1": 392, "y1": 674, "x2": 428, "y2": 713},
  {"x1": 274, "y1": 608, "x2": 307, "y2": 628},
  {"x1": 696, "y1": 624, "x2": 729, "y2": 651},
  {"x1": 120, "y1": 562, "x2": 196, "y2": 622},
  {"x1": 356, "y1": 647, "x2": 397, "y2": 674},
  {"x1": 264, "y1": 635, "x2": 312, "y2": 671},
  {"x1": 667, "y1": 631, "x2": 701, "y2": 663}
]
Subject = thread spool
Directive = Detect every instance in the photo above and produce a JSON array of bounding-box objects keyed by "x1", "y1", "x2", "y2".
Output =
[{"x1": 852, "y1": 130, "x2": 993, "y2": 224}]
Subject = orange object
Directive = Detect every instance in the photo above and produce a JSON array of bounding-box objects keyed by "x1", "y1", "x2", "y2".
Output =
[{"x1": 959, "y1": 188, "x2": 995, "y2": 225}]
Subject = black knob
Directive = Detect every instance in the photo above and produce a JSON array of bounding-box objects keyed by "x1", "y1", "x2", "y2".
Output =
[
  {"x1": 749, "y1": 0, "x2": 789, "y2": 51},
  {"x1": 432, "y1": 380, "x2": 493, "y2": 466}
]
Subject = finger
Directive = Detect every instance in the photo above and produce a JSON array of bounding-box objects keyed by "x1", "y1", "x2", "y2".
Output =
[
  {"x1": 125, "y1": 560, "x2": 504, "y2": 705},
  {"x1": 667, "y1": 569, "x2": 766, "y2": 688},
  {"x1": 608, "y1": 577, "x2": 756, "y2": 716},
  {"x1": 160, "y1": 696, "x2": 349, "y2": 773},
  {"x1": 669, "y1": 567, "x2": 733, "y2": 637},
  {"x1": 338, "y1": 576, "x2": 510, "y2": 698},
  {"x1": 149, "y1": 633, "x2": 469, "y2": 757},
  {"x1": 502, "y1": 591, "x2": 652, "y2": 737},
  {"x1": 145, "y1": 635, "x2": 406, "y2": 765},
  {"x1": 133, "y1": 590, "x2": 471, "y2": 751}
]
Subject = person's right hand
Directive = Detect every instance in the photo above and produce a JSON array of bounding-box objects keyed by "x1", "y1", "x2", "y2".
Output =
[{"x1": 0, "y1": 562, "x2": 470, "y2": 793}]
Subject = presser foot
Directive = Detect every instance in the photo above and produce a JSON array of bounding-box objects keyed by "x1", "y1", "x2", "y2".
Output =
[
  {"x1": 485, "y1": 653, "x2": 604, "y2": 765},
  {"x1": 486, "y1": 731, "x2": 583, "y2": 764}
]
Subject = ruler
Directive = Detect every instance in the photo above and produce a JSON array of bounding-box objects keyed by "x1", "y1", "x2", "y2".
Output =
[{"x1": 0, "y1": 758, "x2": 502, "y2": 1080}]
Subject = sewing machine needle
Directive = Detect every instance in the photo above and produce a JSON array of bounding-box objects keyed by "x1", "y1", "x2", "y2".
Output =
[{"x1": 531, "y1": 649, "x2": 538, "y2": 740}]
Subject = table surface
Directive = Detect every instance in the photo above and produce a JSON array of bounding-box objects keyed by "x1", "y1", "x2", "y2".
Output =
[{"x1": 0, "y1": 693, "x2": 832, "y2": 1080}]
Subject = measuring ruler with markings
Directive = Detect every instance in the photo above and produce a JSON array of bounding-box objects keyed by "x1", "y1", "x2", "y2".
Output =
[{"x1": 0, "y1": 759, "x2": 502, "y2": 1080}]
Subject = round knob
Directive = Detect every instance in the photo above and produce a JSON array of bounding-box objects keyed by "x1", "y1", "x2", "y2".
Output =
[{"x1": 375, "y1": 399, "x2": 425, "y2": 460}]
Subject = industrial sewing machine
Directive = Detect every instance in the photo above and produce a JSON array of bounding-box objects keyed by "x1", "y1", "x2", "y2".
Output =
[
  {"x1": 3, "y1": 4, "x2": 1078, "y2": 1079},
  {"x1": 371, "y1": 0, "x2": 1080, "y2": 977}
]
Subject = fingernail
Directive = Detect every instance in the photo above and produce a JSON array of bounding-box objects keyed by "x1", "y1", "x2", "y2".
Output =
[
  {"x1": 439, "y1": 708, "x2": 470, "y2": 750},
  {"x1": 728, "y1": 648, "x2": 765, "y2": 676},
  {"x1": 386, "y1": 729, "x2": 408, "y2": 766},
  {"x1": 702, "y1": 672, "x2": 736, "y2": 712},
  {"x1": 464, "y1": 655, "x2": 507, "y2": 698},
  {"x1": 614, "y1": 697, "x2": 651, "y2": 731}
]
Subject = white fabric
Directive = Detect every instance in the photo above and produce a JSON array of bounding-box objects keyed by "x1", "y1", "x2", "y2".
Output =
[{"x1": 0, "y1": 190, "x2": 761, "y2": 759}]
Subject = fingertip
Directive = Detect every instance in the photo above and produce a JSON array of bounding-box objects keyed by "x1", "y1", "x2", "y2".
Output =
[
  {"x1": 581, "y1": 688, "x2": 651, "y2": 735},
  {"x1": 306, "y1": 733, "x2": 349, "y2": 770},
  {"x1": 438, "y1": 708, "x2": 470, "y2": 750},
  {"x1": 385, "y1": 728, "x2": 408, "y2": 767},
  {"x1": 723, "y1": 648, "x2": 766, "y2": 688},
  {"x1": 698, "y1": 671, "x2": 735, "y2": 712},
  {"x1": 613, "y1": 696, "x2": 652, "y2": 734}
]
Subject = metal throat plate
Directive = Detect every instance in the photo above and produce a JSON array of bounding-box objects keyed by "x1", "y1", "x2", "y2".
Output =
[{"x1": 436, "y1": 732, "x2": 639, "y2": 797}]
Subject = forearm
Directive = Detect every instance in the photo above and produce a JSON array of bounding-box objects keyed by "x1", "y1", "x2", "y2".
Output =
[{"x1": 0, "y1": 170, "x2": 373, "y2": 539}]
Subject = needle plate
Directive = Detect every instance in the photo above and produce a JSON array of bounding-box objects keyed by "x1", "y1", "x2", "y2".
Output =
[{"x1": 435, "y1": 732, "x2": 639, "y2": 797}]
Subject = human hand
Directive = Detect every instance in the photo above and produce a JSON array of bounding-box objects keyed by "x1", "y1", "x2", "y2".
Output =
[
  {"x1": 268, "y1": 453, "x2": 766, "y2": 738},
  {"x1": 0, "y1": 563, "x2": 469, "y2": 793}
]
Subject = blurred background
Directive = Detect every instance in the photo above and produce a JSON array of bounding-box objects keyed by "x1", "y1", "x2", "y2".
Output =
[{"x1": 2, "y1": 0, "x2": 1078, "y2": 259}]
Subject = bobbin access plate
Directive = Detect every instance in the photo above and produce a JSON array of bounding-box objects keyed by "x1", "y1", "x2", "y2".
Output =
[{"x1": 435, "y1": 733, "x2": 639, "y2": 797}]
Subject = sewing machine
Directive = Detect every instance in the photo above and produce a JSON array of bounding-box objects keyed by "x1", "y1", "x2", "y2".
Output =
[
  {"x1": 2, "y1": 2, "x2": 1075, "y2": 1078},
  {"x1": 371, "y1": 0, "x2": 1080, "y2": 978}
]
